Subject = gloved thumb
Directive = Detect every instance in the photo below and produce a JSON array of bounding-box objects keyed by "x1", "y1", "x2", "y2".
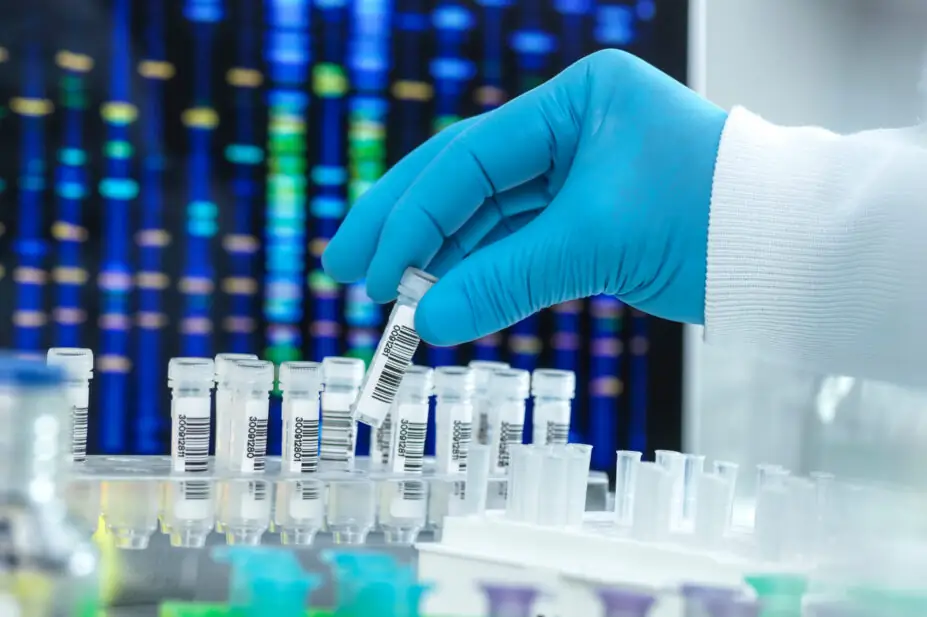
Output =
[{"x1": 414, "y1": 214, "x2": 591, "y2": 346}]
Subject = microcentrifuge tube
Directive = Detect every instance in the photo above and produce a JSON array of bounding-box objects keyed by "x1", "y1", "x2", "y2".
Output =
[
  {"x1": 469, "y1": 360, "x2": 509, "y2": 445},
  {"x1": 274, "y1": 478, "x2": 325, "y2": 546},
  {"x1": 226, "y1": 360, "x2": 274, "y2": 474},
  {"x1": 279, "y1": 361, "x2": 323, "y2": 475},
  {"x1": 46, "y1": 348, "x2": 94, "y2": 463},
  {"x1": 712, "y1": 461, "x2": 739, "y2": 526},
  {"x1": 530, "y1": 368, "x2": 575, "y2": 445},
  {"x1": 632, "y1": 461, "x2": 673, "y2": 542},
  {"x1": 214, "y1": 353, "x2": 257, "y2": 469},
  {"x1": 161, "y1": 479, "x2": 216, "y2": 548},
  {"x1": 168, "y1": 358, "x2": 215, "y2": 474},
  {"x1": 217, "y1": 479, "x2": 271, "y2": 545},
  {"x1": 352, "y1": 267, "x2": 435, "y2": 429},
  {"x1": 680, "y1": 453, "x2": 706, "y2": 526},
  {"x1": 536, "y1": 447, "x2": 570, "y2": 527},
  {"x1": 321, "y1": 357, "x2": 365, "y2": 470},
  {"x1": 693, "y1": 472, "x2": 735, "y2": 548},
  {"x1": 326, "y1": 479, "x2": 377, "y2": 544},
  {"x1": 463, "y1": 443, "x2": 492, "y2": 515},
  {"x1": 596, "y1": 586, "x2": 657, "y2": 617},
  {"x1": 480, "y1": 583, "x2": 542, "y2": 617},
  {"x1": 433, "y1": 366, "x2": 474, "y2": 476},
  {"x1": 655, "y1": 450, "x2": 686, "y2": 529},
  {"x1": 487, "y1": 369, "x2": 530, "y2": 478},
  {"x1": 101, "y1": 480, "x2": 160, "y2": 549},
  {"x1": 614, "y1": 450, "x2": 642, "y2": 527},
  {"x1": 565, "y1": 443, "x2": 592, "y2": 526},
  {"x1": 505, "y1": 445, "x2": 536, "y2": 523}
]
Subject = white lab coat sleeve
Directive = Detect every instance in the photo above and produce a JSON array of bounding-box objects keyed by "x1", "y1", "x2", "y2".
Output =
[{"x1": 705, "y1": 106, "x2": 927, "y2": 386}]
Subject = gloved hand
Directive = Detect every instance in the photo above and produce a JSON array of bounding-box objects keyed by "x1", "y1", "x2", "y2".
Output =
[{"x1": 323, "y1": 49, "x2": 728, "y2": 346}]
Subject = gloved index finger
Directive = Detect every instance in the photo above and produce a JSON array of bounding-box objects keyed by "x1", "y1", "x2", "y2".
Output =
[{"x1": 364, "y1": 86, "x2": 565, "y2": 301}]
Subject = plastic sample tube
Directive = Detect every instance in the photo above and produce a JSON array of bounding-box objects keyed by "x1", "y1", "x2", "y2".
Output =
[
  {"x1": 217, "y1": 479, "x2": 271, "y2": 545},
  {"x1": 614, "y1": 450, "x2": 642, "y2": 527},
  {"x1": 712, "y1": 461, "x2": 740, "y2": 526},
  {"x1": 530, "y1": 368, "x2": 575, "y2": 445},
  {"x1": 655, "y1": 450, "x2": 686, "y2": 529},
  {"x1": 632, "y1": 461, "x2": 673, "y2": 542},
  {"x1": 469, "y1": 360, "x2": 510, "y2": 445},
  {"x1": 693, "y1": 472, "x2": 736, "y2": 548},
  {"x1": 279, "y1": 361, "x2": 323, "y2": 475},
  {"x1": 168, "y1": 358, "x2": 215, "y2": 474},
  {"x1": 565, "y1": 443, "x2": 593, "y2": 526},
  {"x1": 101, "y1": 480, "x2": 160, "y2": 549},
  {"x1": 536, "y1": 448, "x2": 570, "y2": 527},
  {"x1": 225, "y1": 360, "x2": 274, "y2": 474},
  {"x1": 214, "y1": 353, "x2": 257, "y2": 470},
  {"x1": 388, "y1": 365, "x2": 433, "y2": 475},
  {"x1": 320, "y1": 357, "x2": 365, "y2": 470},
  {"x1": 596, "y1": 587, "x2": 657, "y2": 617},
  {"x1": 479, "y1": 583, "x2": 542, "y2": 617},
  {"x1": 463, "y1": 443, "x2": 492, "y2": 515},
  {"x1": 273, "y1": 478, "x2": 325, "y2": 546},
  {"x1": 680, "y1": 453, "x2": 706, "y2": 525},
  {"x1": 506, "y1": 445, "x2": 543, "y2": 523},
  {"x1": 46, "y1": 348, "x2": 94, "y2": 463},
  {"x1": 433, "y1": 366, "x2": 475, "y2": 475},
  {"x1": 161, "y1": 479, "x2": 215, "y2": 548},
  {"x1": 488, "y1": 368, "x2": 530, "y2": 476},
  {"x1": 352, "y1": 267, "x2": 435, "y2": 428}
]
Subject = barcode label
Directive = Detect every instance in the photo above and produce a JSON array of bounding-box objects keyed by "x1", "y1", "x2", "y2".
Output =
[
  {"x1": 294, "y1": 417, "x2": 320, "y2": 473},
  {"x1": 246, "y1": 416, "x2": 268, "y2": 472},
  {"x1": 178, "y1": 416, "x2": 210, "y2": 473},
  {"x1": 298, "y1": 481, "x2": 320, "y2": 500},
  {"x1": 249, "y1": 481, "x2": 267, "y2": 501},
  {"x1": 321, "y1": 409, "x2": 354, "y2": 464},
  {"x1": 401, "y1": 478, "x2": 426, "y2": 501},
  {"x1": 452, "y1": 420, "x2": 472, "y2": 472},
  {"x1": 545, "y1": 422, "x2": 570, "y2": 445},
  {"x1": 497, "y1": 421, "x2": 523, "y2": 469},
  {"x1": 72, "y1": 406, "x2": 88, "y2": 462},
  {"x1": 396, "y1": 418, "x2": 426, "y2": 474},
  {"x1": 182, "y1": 480, "x2": 210, "y2": 501},
  {"x1": 371, "y1": 324, "x2": 419, "y2": 404}
]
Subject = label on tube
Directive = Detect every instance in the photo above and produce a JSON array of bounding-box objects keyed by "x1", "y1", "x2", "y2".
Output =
[
  {"x1": 491, "y1": 400, "x2": 525, "y2": 475},
  {"x1": 354, "y1": 303, "x2": 420, "y2": 427},
  {"x1": 320, "y1": 391, "x2": 357, "y2": 468},
  {"x1": 532, "y1": 400, "x2": 571, "y2": 445},
  {"x1": 171, "y1": 397, "x2": 211, "y2": 473},
  {"x1": 436, "y1": 402, "x2": 472, "y2": 475},
  {"x1": 369, "y1": 411, "x2": 392, "y2": 467},
  {"x1": 233, "y1": 399, "x2": 268, "y2": 473},
  {"x1": 283, "y1": 397, "x2": 320, "y2": 474}
]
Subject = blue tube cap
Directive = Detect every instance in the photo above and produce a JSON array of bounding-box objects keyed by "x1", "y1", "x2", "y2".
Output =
[{"x1": 0, "y1": 356, "x2": 64, "y2": 387}]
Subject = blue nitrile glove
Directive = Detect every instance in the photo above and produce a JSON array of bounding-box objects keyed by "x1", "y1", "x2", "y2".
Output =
[{"x1": 323, "y1": 50, "x2": 728, "y2": 346}]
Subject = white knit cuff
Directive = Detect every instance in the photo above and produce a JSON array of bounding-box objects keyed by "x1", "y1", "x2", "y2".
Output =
[{"x1": 704, "y1": 107, "x2": 927, "y2": 382}]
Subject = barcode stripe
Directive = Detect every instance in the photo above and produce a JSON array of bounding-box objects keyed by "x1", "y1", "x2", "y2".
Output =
[
  {"x1": 397, "y1": 417, "x2": 426, "y2": 500},
  {"x1": 545, "y1": 422, "x2": 569, "y2": 445},
  {"x1": 452, "y1": 421, "x2": 472, "y2": 472},
  {"x1": 320, "y1": 410, "x2": 354, "y2": 464},
  {"x1": 182, "y1": 480, "x2": 210, "y2": 501},
  {"x1": 371, "y1": 325, "x2": 419, "y2": 405},
  {"x1": 298, "y1": 481, "x2": 320, "y2": 500},
  {"x1": 497, "y1": 421, "x2": 523, "y2": 468},
  {"x1": 247, "y1": 418, "x2": 268, "y2": 472},
  {"x1": 72, "y1": 406, "x2": 88, "y2": 462},
  {"x1": 178, "y1": 416, "x2": 210, "y2": 473},
  {"x1": 298, "y1": 419, "x2": 320, "y2": 473}
]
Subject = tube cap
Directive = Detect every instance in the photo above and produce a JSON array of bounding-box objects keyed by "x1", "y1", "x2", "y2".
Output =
[
  {"x1": 231, "y1": 360, "x2": 275, "y2": 390},
  {"x1": 46, "y1": 348, "x2": 94, "y2": 380},
  {"x1": 468, "y1": 360, "x2": 510, "y2": 393},
  {"x1": 531, "y1": 368, "x2": 576, "y2": 399},
  {"x1": 0, "y1": 357, "x2": 64, "y2": 388},
  {"x1": 433, "y1": 366, "x2": 474, "y2": 396},
  {"x1": 489, "y1": 368, "x2": 530, "y2": 399},
  {"x1": 278, "y1": 361, "x2": 323, "y2": 394},
  {"x1": 168, "y1": 357, "x2": 216, "y2": 384},
  {"x1": 398, "y1": 365, "x2": 434, "y2": 397},
  {"x1": 397, "y1": 267, "x2": 437, "y2": 303},
  {"x1": 321, "y1": 357, "x2": 365, "y2": 388},
  {"x1": 215, "y1": 353, "x2": 258, "y2": 383}
]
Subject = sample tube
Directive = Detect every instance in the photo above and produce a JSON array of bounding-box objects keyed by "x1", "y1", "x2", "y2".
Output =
[
  {"x1": 352, "y1": 267, "x2": 435, "y2": 428},
  {"x1": 279, "y1": 361, "x2": 323, "y2": 475},
  {"x1": 368, "y1": 407, "x2": 392, "y2": 468},
  {"x1": 46, "y1": 348, "x2": 94, "y2": 463},
  {"x1": 433, "y1": 366, "x2": 474, "y2": 475},
  {"x1": 693, "y1": 472, "x2": 735, "y2": 548},
  {"x1": 218, "y1": 479, "x2": 272, "y2": 545},
  {"x1": 488, "y1": 368, "x2": 530, "y2": 477},
  {"x1": 615, "y1": 450, "x2": 642, "y2": 527},
  {"x1": 712, "y1": 460, "x2": 740, "y2": 526},
  {"x1": 479, "y1": 583, "x2": 542, "y2": 617},
  {"x1": 168, "y1": 357, "x2": 215, "y2": 474},
  {"x1": 530, "y1": 368, "x2": 575, "y2": 445},
  {"x1": 463, "y1": 444, "x2": 492, "y2": 515},
  {"x1": 388, "y1": 365, "x2": 432, "y2": 475},
  {"x1": 565, "y1": 443, "x2": 593, "y2": 527},
  {"x1": 161, "y1": 479, "x2": 216, "y2": 548},
  {"x1": 274, "y1": 478, "x2": 325, "y2": 546},
  {"x1": 227, "y1": 360, "x2": 274, "y2": 473},
  {"x1": 214, "y1": 353, "x2": 258, "y2": 469},
  {"x1": 469, "y1": 360, "x2": 510, "y2": 445},
  {"x1": 536, "y1": 448, "x2": 571, "y2": 527},
  {"x1": 596, "y1": 587, "x2": 657, "y2": 617},
  {"x1": 320, "y1": 357, "x2": 365, "y2": 470},
  {"x1": 632, "y1": 461, "x2": 673, "y2": 542}
]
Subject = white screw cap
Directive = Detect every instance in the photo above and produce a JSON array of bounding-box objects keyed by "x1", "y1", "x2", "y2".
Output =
[
  {"x1": 531, "y1": 368, "x2": 576, "y2": 399},
  {"x1": 47, "y1": 348, "x2": 94, "y2": 380},
  {"x1": 279, "y1": 361, "x2": 323, "y2": 394}
]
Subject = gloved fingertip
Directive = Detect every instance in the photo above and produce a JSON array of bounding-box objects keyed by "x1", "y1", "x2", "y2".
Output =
[
  {"x1": 364, "y1": 277, "x2": 400, "y2": 305},
  {"x1": 414, "y1": 287, "x2": 477, "y2": 347},
  {"x1": 320, "y1": 242, "x2": 361, "y2": 284}
]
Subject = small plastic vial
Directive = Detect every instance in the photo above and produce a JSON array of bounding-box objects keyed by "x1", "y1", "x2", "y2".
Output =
[
  {"x1": 320, "y1": 357, "x2": 365, "y2": 470},
  {"x1": 168, "y1": 357, "x2": 215, "y2": 474},
  {"x1": 46, "y1": 348, "x2": 94, "y2": 463},
  {"x1": 352, "y1": 267, "x2": 436, "y2": 428},
  {"x1": 227, "y1": 360, "x2": 274, "y2": 474},
  {"x1": 468, "y1": 360, "x2": 509, "y2": 445},
  {"x1": 279, "y1": 361, "x2": 323, "y2": 475},
  {"x1": 487, "y1": 368, "x2": 530, "y2": 476},
  {"x1": 530, "y1": 368, "x2": 575, "y2": 446},
  {"x1": 214, "y1": 353, "x2": 257, "y2": 469},
  {"x1": 433, "y1": 366, "x2": 474, "y2": 475},
  {"x1": 388, "y1": 365, "x2": 432, "y2": 475}
]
